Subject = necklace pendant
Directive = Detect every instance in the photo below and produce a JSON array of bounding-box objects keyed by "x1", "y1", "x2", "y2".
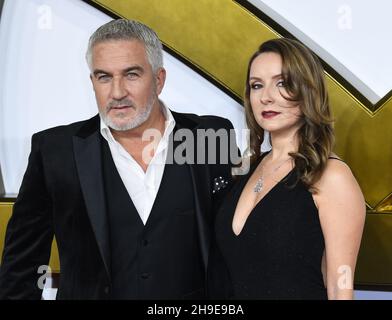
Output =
[{"x1": 253, "y1": 177, "x2": 263, "y2": 193}]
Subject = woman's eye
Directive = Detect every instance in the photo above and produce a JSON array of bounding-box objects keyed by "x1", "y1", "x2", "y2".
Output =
[
  {"x1": 250, "y1": 83, "x2": 262, "y2": 90},
  {"x1": 277, "y1": 80, "x2": 286, "y2": 87}
]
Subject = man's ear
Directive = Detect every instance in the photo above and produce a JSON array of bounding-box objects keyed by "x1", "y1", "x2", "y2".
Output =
[{"x1": 155, "y1": 67, "x2": 166, "y2": 95}]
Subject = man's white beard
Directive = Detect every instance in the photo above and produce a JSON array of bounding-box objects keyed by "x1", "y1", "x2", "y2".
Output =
[{"x1": 101, "y1": 94, "x2": 156, "y2": 131}]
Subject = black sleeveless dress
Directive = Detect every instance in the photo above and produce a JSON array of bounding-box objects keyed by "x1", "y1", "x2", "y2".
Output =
[{"x1": 214, "y1": 154, "x2": 328, "y2": 300}]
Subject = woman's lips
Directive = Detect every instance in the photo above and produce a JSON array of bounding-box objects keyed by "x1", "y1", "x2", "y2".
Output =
[{"x1": 262, "y1": 111, "x2": 281, "y2": 119}]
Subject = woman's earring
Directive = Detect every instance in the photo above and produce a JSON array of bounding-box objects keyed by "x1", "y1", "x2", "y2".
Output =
[{"x1": 260, "y1": 130, "x2": 272, "y2": 153}]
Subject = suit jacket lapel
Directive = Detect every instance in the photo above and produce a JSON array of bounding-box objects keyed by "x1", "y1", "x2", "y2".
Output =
[
  {"x1": 172, "y1": 112, "x2": 212, "y2": 272},
  {"x1": 189, "y1": 162, "x2": 211, "y2": 272},
  {"x1": 72, "y1": 115, "x2": 111, "y2": 280}
]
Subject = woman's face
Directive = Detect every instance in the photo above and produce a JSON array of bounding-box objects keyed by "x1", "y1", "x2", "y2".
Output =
[{"x1": 249, "y1": 52, "x2": 302, "y2": 135}]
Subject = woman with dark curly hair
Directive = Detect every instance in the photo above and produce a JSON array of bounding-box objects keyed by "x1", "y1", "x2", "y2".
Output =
[{"x1": 212, "y1": 38, "x2": 366, "y2": 300}]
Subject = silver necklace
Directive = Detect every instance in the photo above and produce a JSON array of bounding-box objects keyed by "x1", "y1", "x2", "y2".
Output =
[{"x1": 253, "y1": 157, "x2": 291, "y2": 193}]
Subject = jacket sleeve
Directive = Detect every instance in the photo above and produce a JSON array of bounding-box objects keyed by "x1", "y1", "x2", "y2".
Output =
[{"x1": 0, "y1": 133, "x2": 54, "y2": 300}]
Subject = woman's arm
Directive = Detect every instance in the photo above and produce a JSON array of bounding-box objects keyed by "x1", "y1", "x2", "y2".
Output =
[{"x1": 313, "y1": 159, "x2": 366, "y2": 300}]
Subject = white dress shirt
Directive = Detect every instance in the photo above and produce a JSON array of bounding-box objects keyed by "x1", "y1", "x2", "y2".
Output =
[{"x1": 100, "y1": 101, "x2": 176, "y2": 225}]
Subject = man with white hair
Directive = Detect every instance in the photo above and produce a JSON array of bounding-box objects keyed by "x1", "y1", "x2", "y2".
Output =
[{"x1": 0, "y1": 19, "x2": 237, "y2": 299}]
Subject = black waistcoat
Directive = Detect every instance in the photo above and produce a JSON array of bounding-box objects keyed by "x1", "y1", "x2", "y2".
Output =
[{"x1": 101, "y1": 139, "x2": 205, "y2": 299}]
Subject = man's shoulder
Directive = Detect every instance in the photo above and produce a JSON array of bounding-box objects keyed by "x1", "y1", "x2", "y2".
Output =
[
  {"x1": 172, "y1": 111, "x2": 234, "y2": 131},
  {"x1": 199, "y1": 114, "x2": 234, "y2": 130},
  {"x1": 33, "y1": 114, "x2": 99, "y2": 140}
]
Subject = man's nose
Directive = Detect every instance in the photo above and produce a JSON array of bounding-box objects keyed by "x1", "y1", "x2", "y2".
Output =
[{"x1": 110, "y1": 77, "x2": 127, "y2": 100}]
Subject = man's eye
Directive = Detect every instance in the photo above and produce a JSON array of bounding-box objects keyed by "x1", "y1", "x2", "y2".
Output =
[
  {"x1": 97, "y1": 75, "x2": 110, "y2": 82},
  {"x1": 250, "y1": 83, "x2": 262, "y2": 90},
  {"x1": 126, "y1": 72, "x2": 139, "y2": 79}
]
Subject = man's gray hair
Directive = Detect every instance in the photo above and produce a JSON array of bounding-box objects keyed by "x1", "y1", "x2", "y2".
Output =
[{"x1": 86, "y1": 19, "x2": 163, "y2": 73}]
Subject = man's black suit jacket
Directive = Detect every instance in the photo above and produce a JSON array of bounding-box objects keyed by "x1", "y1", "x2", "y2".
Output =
[{"x1": 0, "y1": 111, "x2": 237, "y2": 299}]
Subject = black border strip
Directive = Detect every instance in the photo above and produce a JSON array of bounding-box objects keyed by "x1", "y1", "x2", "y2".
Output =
[
  {"x1": 0, "y1": 195, "x2": 16, "y2": 202},
  {"x1": 81, "y1": 0, "x2": 243, "y2": 105},
  {"x1": 234, "y1": 0, "x2": 382, "y2": 112},
  {"x1": 374, "y1": 89, "x2": 392, "y2": 111}
]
